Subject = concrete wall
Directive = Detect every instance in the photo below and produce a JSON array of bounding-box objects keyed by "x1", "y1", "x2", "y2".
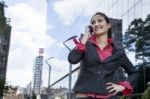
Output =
[{"x1": 3, "y1": 94, "x2": 24, "y2": 99}]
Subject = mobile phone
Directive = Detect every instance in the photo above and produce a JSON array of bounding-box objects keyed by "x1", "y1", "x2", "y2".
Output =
[{"x1": 88, "y1": 25, "x2": 93, "y2": 34}]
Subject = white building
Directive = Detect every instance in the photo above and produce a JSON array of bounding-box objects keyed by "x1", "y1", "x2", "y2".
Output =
[{"x1": 26, "y1": 82, "x2": 32, "y2": 95}]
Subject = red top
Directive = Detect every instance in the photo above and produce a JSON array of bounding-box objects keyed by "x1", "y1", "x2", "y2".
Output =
[{"x1": 73, "y1": 35, "x2": 133, "y2": 98}]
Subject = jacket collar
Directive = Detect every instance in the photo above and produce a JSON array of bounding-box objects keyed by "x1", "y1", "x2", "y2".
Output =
[
  {"x1": 89, "y1": 35, "x2": 112, "y2": 47},
  {"x1": 88, "y1": 35, "x2": 124, "y2": 63}
]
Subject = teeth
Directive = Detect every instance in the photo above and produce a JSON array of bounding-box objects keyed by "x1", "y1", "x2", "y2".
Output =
[
  {"x1": 96, "y1": 27, "x2": 102, "y2": 29},
  {"x1": 95, "y1": 27, "x2": 101, "y2": 30}
]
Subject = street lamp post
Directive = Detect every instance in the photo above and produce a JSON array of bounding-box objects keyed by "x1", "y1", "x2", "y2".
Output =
[
  {"x1": 63, "y1": 35, "x2": 77, "y2": 99},
  {"x1": 45, "y1": 57, "x2": 54, "y2": 98}
]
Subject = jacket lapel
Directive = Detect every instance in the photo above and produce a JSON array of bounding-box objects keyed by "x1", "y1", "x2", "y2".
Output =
[
  {"x1": 89, "y1": 40, "x2": 124, "y2": 63},
  {"x1": 90, "y1": 43, "x2": 102, "y2": 62},
  {"x1": 103, "y1": 49, "x2": 124, "y2": 63}
]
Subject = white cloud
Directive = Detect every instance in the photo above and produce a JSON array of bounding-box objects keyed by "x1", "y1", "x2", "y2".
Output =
[
  {"x1": 28, "y1": 0, "x2": 47, "y2": 15},
  {"x1": 53, "y1": 0, "x2": 102, "y2": 25},
  {"x1": 6, "y1": 3, "x2": 46, "y2": 36},
  {"x1": 5, "y1": 1, "x2": 56, "y2": 87},
  {"x1": 56, "y1": 42, "x2": 65, "y2": 49}
]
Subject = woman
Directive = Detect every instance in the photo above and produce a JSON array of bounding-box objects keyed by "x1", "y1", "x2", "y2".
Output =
[{"x1": 68, "y1": 12, "x2": 139, "y2": 99}]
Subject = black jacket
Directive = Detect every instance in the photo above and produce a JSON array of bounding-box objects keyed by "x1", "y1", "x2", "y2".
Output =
[{"x1": 68, "y1": 41, "x2": 139, "y2": 95}]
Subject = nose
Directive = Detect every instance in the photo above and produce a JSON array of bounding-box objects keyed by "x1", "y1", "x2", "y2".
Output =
[{"x1": 95, "y1": 21, "x2": 100, "y2": 26}]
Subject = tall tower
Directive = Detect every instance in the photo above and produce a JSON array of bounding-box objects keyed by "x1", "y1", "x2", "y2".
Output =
[{"x1": 33, "y1": 48, "x2": 44, "y2": 94}]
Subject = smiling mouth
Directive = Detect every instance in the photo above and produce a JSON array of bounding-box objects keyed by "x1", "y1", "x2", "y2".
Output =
[{"x1": 95, "y1": 27, "x2": 103, "y2": 31}]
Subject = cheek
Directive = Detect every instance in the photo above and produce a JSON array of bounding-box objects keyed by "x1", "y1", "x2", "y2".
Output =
[
  {"x1": 103, "y1": 25, "x2": 110, "y2": 31},
  {"x1": 104, "y1": 27, "x2": 109, "y2": 31}
]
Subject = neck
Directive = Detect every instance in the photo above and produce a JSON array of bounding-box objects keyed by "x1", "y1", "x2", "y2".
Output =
[{"x1": 96, "y1": 33, "x2": 108, "y2": 45}]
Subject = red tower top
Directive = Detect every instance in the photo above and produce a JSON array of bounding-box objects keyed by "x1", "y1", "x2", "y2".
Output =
[{"x1": 39, "y1": 48, "x2": 44, "y2": 56}]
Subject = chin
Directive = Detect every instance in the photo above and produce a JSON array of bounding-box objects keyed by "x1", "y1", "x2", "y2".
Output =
[
  {"x1": 95, "y1": 31, "x2": 103, "y2": 34},
  {"x1": 95, "y1": 32, "x2": 106, "y2": 36}
]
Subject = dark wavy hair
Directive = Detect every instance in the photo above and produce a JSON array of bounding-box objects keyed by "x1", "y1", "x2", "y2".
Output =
[{"x1": 90, "y1": 12, "x2": 112, "y2": 38}]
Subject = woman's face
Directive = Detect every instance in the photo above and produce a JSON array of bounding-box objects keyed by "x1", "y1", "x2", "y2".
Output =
[{"x1": 91, "y1": 15, "x2": 111, "y2": 36}]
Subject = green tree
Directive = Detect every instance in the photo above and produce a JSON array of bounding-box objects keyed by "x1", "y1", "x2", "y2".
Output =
[
  {"x1": 123, "y1": 14, "x2": 150, "y2": 93},
  {"x1": 142, "y1": 85, "x2": 150, "y2": 99},
  {"x1": 32, "y1": 91, "x2": 37, "y2": 99}
]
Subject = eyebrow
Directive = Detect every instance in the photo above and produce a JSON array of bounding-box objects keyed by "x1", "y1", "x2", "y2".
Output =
[{"x1": 91, "y1": 17, "x2": 103, "y2": 22}]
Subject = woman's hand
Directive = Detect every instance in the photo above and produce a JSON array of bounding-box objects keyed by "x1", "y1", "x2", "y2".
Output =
[
  {"x1": 80, "y1": 26, "x2": 91, "y2": 45},
  {"x1": 106, "y1": 82, "x2": 125, "y2": 96}
]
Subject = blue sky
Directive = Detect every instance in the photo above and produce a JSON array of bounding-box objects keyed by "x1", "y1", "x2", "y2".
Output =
[{"x1": 3, "y1": 0, "x2": 150, "y2": 88}]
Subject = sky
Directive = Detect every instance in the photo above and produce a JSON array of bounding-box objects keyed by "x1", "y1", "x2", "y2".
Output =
[{"x1": 3, "y1": 0, "x2": 150, "y2": 88}]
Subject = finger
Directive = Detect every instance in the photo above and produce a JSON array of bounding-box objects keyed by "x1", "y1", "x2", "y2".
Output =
[
  {"x1": 112, "y1": 90, "x2": 118, "y2": 96},
  {"x1": 106, "y1": 82, "x2": 113, "y2": 85},
  {"x1": 106, "y1": 85, "x2": 114, "y2": 90},
  {"x1": 108, "y1": 88, "x2": 116, "y2": 93}
]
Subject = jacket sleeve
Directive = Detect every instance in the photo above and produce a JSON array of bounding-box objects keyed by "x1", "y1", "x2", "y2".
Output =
[
  {"x1": 120, "y1": 53, "x2": 139, "y2": 90},
  {"x1": 68, "y1": 38, "x2": 86, "y2": 64},
  {"x1": 68, "y1": 47, "x2": 85, "y2": 64}
]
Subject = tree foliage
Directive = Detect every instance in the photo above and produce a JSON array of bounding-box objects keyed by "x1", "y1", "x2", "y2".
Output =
[
  {"x1": 123, "y1": 14, "x2": 150, "y2": 63},
  {"x1": 123, "y1": 14, "x2": 150, "y2": 94},
  {"x1": 142, "y1": 85, "x2": 150, "y2": 99}
]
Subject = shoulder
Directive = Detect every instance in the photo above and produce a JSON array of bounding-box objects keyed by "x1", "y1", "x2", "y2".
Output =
[{"x1": 111, "y1": 41, "x2": 125, "y2": 53}]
